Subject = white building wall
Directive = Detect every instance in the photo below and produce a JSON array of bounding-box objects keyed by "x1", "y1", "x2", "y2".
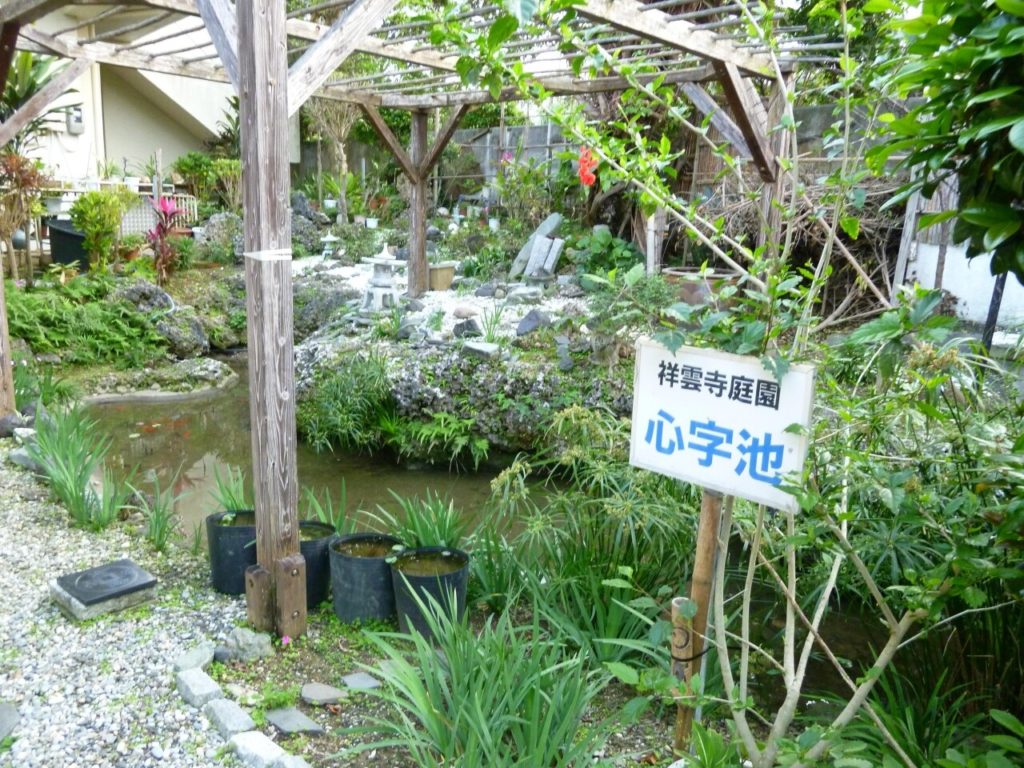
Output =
[{"x1": 909, "y1": 243, "x2": 1024, "y2": 326}]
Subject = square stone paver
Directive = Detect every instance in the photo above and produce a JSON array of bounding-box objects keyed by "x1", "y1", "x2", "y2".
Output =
[{"x1": 341, "y1": 671, "x2": 381, "y2": 691}]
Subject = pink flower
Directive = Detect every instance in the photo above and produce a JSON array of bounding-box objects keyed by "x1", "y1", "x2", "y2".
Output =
[{"x1": 281, "y1": 635, "x2": 291, "y2": 646}]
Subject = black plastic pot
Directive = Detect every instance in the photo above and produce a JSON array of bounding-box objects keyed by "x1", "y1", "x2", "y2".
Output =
[
  {"x1": 299, "y1": 521, "x2": 336, "y2": 608},
  {"x1": 206, "y1": 510, "x2": 257, "y2": 595},
  {"x1": 391, "y1": 546, "x2": 470, "y2": 641},
  {"x1": 46, "y1": 217, "x2": 89, "y2": 268},
  {"x1": 329, "y1": 533, "x2": 403, "y2": 623}
]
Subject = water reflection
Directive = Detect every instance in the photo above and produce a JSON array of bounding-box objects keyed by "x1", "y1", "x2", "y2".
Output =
[{"x1": 89, "y1": 357, "x2": 495, "y2": 545}]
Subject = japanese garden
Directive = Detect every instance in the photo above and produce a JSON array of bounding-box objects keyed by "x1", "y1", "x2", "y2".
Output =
[{"x1": 0, "y1": 0, "x2": 1021, "y2": 766}]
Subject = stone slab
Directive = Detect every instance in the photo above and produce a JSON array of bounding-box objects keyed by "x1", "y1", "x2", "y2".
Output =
[
  {"x1": 176, "y1": 668, "x2": 223, "y2": 708},
  {"x1": 230, "y1": 731, "x2": 285, "y2": 768},
  {"x1": 203, "y1": 698, "x2": 255, "y2": 738},
  {"x1": 542, "y1": 238, "x2": 565, "y2": 275},
  {"x1": 265, "y1": 707, "x2": 324, "y2": 736},
  {"x1": 341, "y1": 671, "x2": 381, "y2": 691},
  {"x1": 174, "y1": 640, "x2": 216, "y2": 672},
  {"x1": 510, "y1": 213, "x2": 562, "y2": 278},
  {"x1": 55, "y1": 559, "x2": 157, "y2": 606},
  {"x1": 49, "y1": 579, "x2": 157, "y2": 622},
  {"x1": 0, "y1": 702, "x2": 19, "y2": 741},
  {"x1": 462, "y1": 341, "x2": 501, "y2": 359},
  {"x1": 300, "y1": 682, "x2": 346, "y2": 706},
  {"x1": 270, "y1": 756, "x2": 314, "y2": 768},
  {"x1": 523, "y1": 237, "x2": 554, "y2": 278}
]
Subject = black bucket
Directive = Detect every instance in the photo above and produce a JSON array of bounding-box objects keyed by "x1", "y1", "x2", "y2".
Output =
[
  {"x1": 329, "y1": 533, "x2": 403, "y2": 623},
  {"x1": 46, "y1": 217, "x2": 89, "y2": 268},
  {"x1": 299, "y1": 521, "x2": 336, "y2": 609},
  {"x1": 391, "y1": 546, "x2": 470, "y2": 641},
  {"x1": 206, "y1": 510, "x2": 257, "y2": 595}
]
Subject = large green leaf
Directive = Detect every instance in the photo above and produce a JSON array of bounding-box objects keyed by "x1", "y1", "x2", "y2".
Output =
[{"x1": 503, "y1": 0, "x2": 539, "y2": 22}]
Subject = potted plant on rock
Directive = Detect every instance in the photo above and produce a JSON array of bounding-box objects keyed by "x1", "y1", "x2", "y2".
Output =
[{"x1": 428, "y1": 244, "x2": 458, "y2": 291}]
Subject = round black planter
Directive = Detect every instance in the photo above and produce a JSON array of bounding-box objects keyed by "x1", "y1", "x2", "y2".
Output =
[
  {"x1": 299, "y1": 521, "x2": 336, "y2": 609},
  {"x1": 206, "y1": 510, "x2": 257, "y2": 595},
  {"x1": 391, "y1": 546, "x2": 470, "y2": 641},
  {"x1": 329, "y1": 533, "x2": 404, "y2": 623}
]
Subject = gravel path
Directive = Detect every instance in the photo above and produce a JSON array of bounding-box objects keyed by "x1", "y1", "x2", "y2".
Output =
[{"x1": 0, "y1": 444, "x2": 247, "y2": 768}]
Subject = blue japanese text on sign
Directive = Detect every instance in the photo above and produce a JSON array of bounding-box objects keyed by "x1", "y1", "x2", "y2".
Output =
[{"x1": 629, "y1": 339, "x2": 815, "y2": 512}]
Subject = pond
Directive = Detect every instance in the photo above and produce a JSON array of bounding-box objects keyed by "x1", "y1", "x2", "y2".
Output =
[{"x1": 87, "y1": 355, "x2": 496, "y2": 546}]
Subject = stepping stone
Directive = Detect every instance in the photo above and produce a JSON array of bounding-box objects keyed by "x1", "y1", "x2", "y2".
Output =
[
  {"x1": 271, "y1": 757, "x2": 313, "y2": 768},
  {"x1": 463, "y1": 341, "x2": 501, "y2": 359},
  {"x1": 0, "y1": 701, "x2": 19, "y2": 741},
  {"x1": 265, "y1": 707, "x2": 324, "y2": 736},
  {"x1": 174, "y1": 640, "x2": 216, "y2": 672},
  {"x1": 176, "y1": 668, "x2": 223, "y2": 708},
  {"x1": 50, "y1": 559, "x2": 157, "y2": 621},
  {"x1": 230, "y1": 731, "x2": 285, "y2": 768},
  {"x1": 300, "y1": 682, "x2": 346, "y2": 706},
  {"x1": 341, "y1": 671, "x2": 381, "y2": 691},
  {"x1": 204, "y1": 698, "x2": 255, "y2": 738}
]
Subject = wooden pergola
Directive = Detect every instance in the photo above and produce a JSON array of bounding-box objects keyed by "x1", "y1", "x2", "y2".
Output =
[{"x1": 0, "y1": 0, "x2": 834, "y2": 637}]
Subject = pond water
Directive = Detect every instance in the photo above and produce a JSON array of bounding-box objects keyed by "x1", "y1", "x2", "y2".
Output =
[{"x1": 87, "y1": 355, "x2": 496, "y2": 546}]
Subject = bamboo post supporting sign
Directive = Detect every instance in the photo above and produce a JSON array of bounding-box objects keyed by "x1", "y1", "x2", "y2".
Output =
[{"x1": 629, "y1": 338, "x2": 815, "y2": 752}]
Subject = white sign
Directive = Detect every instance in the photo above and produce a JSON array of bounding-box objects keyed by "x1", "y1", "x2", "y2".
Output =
[{"x1": 629, "y1": 339, "x2": 815, "y2": 512}]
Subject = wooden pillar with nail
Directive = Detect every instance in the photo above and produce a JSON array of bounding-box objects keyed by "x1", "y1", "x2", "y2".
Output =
[{"x1": 237, "y1": 0, "x2": 305, "y2": 637}]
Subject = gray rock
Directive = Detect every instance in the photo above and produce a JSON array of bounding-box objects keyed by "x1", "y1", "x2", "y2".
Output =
[
  {"x1": 341, "y1": 671, "x2": 381, "y2": 691},
  {"x1": 291, "y1": 192, "x2": 329, "y2": 226},
  {"x1": 404, "y1": 298, "x2": 425, "y2": 312},
  {"x1": 12, "y1": 427, "x2": 35, "y2": 446},
  {"x1": 463, "y1": 341, "x2": 501, "y2": 359},
  {"x1": 203, "y1": 698, "x2": 256, "y2": 738},
  {"x1": 265, "y1": 707, "x2": 324, "y2": 735},
  {"x1": 475, "y1": 283, "x2": 496, "y2": 298},
  {"x1": 204, "y1": 212, "x2": 243, "y2": 250},
  {"x1": 112, "y1": 279, "x2": 174, "y2": 313},
  {"x1": 156, "y1": 306, "x2": 210, "y2": 359},
  {"x1": 270, "y1": 757, "x2": 314, "y2": 768},
  {"x1": 173, "y1": 640, "x2": 216, "y2": 672},
  {"x1": 453, "y1": 318, "x2": 483, "y2": 338},
  {"x1": 214, "y1": 647, "x2": 232, "y2": 664},
  {"x1": 0, "y1": 701, "x2": 19, "y2": 741},
  {"x1": 301, "y1": 682, "x2": 346, "y2": 706},
  {"x1": 425, "y1": 225, "x2": 443, "y2": 241},
  {"x1": 290, "y1": 211, "x2": 322, "y2": 255},
  {"x1": 176, "y1": 668, "x2": 223, "y2": 708},
  {"x1": 230, "y1": 731, "x2": 285, "y2": 768},
  {"x1": 516, "y1": 309, "x2": 552, "y2": 337},
  {"x1": 221, "y1": 627, "x2": 274, "y2": 663},
  {"x1": 507, "y1": 285, "x2": 543, "y2": 305},
  {"x1": 0, "y1": 412, "x2": 30, "y2": 438},
  {"x1": 8, "y1": 447, "x2": 43, "y2": 474},
  {"x1": 558, "y1": 355, "x2": 575, "y2": 372}
]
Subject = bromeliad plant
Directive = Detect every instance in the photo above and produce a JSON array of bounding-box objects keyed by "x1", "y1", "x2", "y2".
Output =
[{"x1": 146, "y1": 196, "x2": 185, "y2": 285}]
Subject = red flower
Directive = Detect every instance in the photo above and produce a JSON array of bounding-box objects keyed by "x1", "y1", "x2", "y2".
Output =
[{"x1": 578, "y1": 147, "x2": 598, "y2": 187}]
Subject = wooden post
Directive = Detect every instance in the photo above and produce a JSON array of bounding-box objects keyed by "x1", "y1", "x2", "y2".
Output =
[
  {"x1": 755, "y1": 76, "x2": 791, "y2": 259},
  {"x1": 0, "y1": 23, "x2": 21, "y2": 96},
  {"x1": 673, "y1": 488, "x2": 724, "y2": 752},
  {"x1": 238, "y1": 0, "x2": 305, "y2": 636},
  {"x1": 408, "y1": 109, "x2": 428, "y2": 297}
]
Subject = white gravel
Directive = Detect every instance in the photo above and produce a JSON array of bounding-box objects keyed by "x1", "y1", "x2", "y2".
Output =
[{"x1": 0, "y1": 444, "x2": 247, "y2": 768}]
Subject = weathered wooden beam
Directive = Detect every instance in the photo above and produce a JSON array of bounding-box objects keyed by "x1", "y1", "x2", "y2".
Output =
[
  {"x1": 576, "y1": 0, "x2": 773, "y2": 77},
  {"x1": 0, "y1": 23, "x2": 21, "y2": 95},
  {"x1": 417, "y1": 103, "x2": 469, "y2": 177},
  {"x1": 0, "y1": 57, "x2": 89, "y2": 148},
  {"x1": 286, "y1": 0, "x2": 399, "y2": 116},
  {"x1": 0, "y1": 280, "x2": 15, "y2": 417},
  {"x1": 0, "y1": 0, "x2": 64, "y2": 25},
  {"x1": 195, "y1": 0, "x2": 239, "y2": 91},
  {"x1": 679, "y1": 82, "x2": 751, "y2": 159},
  {"x1": 238, "y1": 0, "x2": 305, "y2": 636},
  {"x1": 408, "y1": 109, "x2": 428, "y2": 298},
  {"x1": 323, "y1": 66, "x2": 714, "y2": 107},
  {"x1": 20, "y1": 25, "x2": 230, "y2": 83},
  {"x1": 713, "y1": 60, "x2": 775, "y2": 182},
  {"x1": 359, "y1": 103, "x2": 417, "y2": 180}
]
